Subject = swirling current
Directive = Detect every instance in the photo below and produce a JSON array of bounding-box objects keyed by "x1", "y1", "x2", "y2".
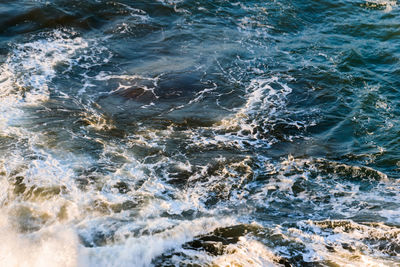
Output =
[{"x1": 0, "y1": 0, "x2": 400, "y2": 266}]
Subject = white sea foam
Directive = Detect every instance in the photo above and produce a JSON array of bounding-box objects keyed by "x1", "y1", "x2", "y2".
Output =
[
  {"x1": 157, "y1": 0, "x2": 189, "y2": 14},
  {"x1": 82, "y1": 217, "x2": 236, "y2": 267},
  {"x1": 169, "y1": 232, "x2": 279, "y2": 267},
  {"x1": 211, "y1": 237, "x2": 278, "y2": 267},
  {"x1": 95, "y1": 71, "x2": 159, "y2": 98},
  {"x1": 0, "y1": 210, "x2": 80, "y2": 267},
  {"x1": 0, "y1": 30, "x2": 108, "y2": 267},
  {"x1": 2, "y1": 30, "x2": 88, "y2": 102},
  {"x1": 0, "y1": 136, "x2": 237, "y2": 267},
  {"x1": 0, "y1": 29, "x2": 90, "y2": 136},
  {"x1": 250, "y1": 156, "x2": 399, "y2": 220},
  {"x1": 288, "y1": 220, "x2": 400, "y2": 266},
  {"x1": 197, "y1": 76, "x2": 300, "y2": 148},
  {"x1": 0, "y1": 124, "x2": 238, "y2": 267},
  {"x1": 365, "y1": 0, "x2": 397, "y2": 12}
]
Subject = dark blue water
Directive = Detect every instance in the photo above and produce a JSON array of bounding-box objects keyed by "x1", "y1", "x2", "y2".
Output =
[{"x1": 0, "y1": 0, "x2": 399, "y2": 266}]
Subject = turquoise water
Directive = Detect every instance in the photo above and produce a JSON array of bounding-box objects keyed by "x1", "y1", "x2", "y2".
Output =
[{"x1": 0, "y1": 0, "x2": 399, "y2": 266}]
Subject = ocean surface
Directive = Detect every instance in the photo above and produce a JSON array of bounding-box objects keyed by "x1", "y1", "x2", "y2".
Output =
[{"x1": 0, "y1": 0, "x2": 399, "y2": 266}]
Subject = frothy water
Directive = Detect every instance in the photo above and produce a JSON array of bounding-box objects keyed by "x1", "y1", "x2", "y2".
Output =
[{"x1": 0, "y1": 0, "x2": 399, "y2": 266}]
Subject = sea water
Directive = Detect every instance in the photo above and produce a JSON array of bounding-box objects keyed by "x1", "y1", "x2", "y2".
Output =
[{"x1": 0, "y1": 1, "x2": 399, "y2": 266}]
